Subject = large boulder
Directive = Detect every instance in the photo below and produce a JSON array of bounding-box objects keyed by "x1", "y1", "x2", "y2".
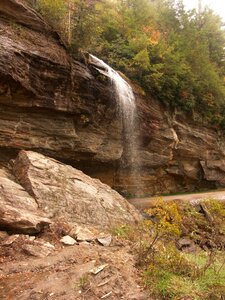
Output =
[
  {"x1": 13, "y1": 151, "x2": 141, "y2": 228},
  {"x1": 200, "y1": 160, "x2": 225, "y2": 186},
  {"x1": 0, "y1": 167, "x2": 50, "y2": 234}
]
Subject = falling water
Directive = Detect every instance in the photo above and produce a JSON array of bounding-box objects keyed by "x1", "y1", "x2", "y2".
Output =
[{"x1": 89, "y1": 54, "x2": 138, "y2": 191}]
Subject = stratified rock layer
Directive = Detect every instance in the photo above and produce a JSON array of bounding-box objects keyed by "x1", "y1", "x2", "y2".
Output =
[
  {"x1": 0, "y1": 0, "x2": 225, "y2": 195},
  {"x1": 13, "y1": 151, "x2": 140, "y2": 227}
]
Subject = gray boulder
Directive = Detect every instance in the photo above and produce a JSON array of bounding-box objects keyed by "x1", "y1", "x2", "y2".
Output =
[
  {"x1": 13, "y1": 151, "x2": 141, "y2": 229},
  {"x1": 0, "y1": 168, "x2": 50, "y2": 234}
]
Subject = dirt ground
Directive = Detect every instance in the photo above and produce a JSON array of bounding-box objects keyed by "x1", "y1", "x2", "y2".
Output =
[{"x1": 0, "y1": 234, "x2": 147, "y2": 300}]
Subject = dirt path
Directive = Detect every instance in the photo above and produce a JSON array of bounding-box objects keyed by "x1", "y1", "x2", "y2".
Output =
[
  {"x1": 0, "y1": 239, "x2": 146, "y2": 300},
  {"x1": 128, "y1": 189, "x2": 225, "y2": 209}
]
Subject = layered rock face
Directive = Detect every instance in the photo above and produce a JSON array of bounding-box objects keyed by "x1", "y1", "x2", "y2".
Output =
[{"x1": 0, "y1": 0, "x2": 225, "y2": 196}]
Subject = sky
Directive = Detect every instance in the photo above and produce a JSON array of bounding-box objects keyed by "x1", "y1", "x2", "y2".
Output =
[{"x1": 182, "y1": 0, "x2": 225, "y2": 21}]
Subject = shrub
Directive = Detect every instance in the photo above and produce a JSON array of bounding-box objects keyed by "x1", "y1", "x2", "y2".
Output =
[{"x1": 113, "y1": 199, "x2": 225, "y2": 299}]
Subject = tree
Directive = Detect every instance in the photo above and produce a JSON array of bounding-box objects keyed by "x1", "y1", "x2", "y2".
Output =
[
  {"x1": 69, "y1": 0, "x2": 104, "y2": 53},
  {"x1": 36, "y1": 0, "x2": 67, "y2": 33},
  {"x1": 28, "y1": 0, "x2": 225, "y2": 126}
]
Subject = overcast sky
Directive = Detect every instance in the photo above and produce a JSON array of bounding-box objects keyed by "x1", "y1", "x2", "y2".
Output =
[{"x1": 182, "y1": 0, "x2": 225, "y2": 21}]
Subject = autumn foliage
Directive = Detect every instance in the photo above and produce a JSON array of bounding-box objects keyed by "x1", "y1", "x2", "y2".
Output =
[{"x1": 28, "y1": 0, "x2": 225, "y2": 127}]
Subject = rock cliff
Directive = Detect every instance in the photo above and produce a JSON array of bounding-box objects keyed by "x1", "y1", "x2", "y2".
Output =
[{"x1": 1, "y1": 0, "x2": 225, "y2": 196}]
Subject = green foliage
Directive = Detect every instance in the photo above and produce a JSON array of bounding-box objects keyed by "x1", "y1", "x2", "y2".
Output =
[
  {"x1": 145, "y1": 249, "x2": 225, "y2": 300},
  {"x1": 111, "y1": 224, "x2": 131, "y2": 238},
  {"x1": 140, "y1": 200, "x2": 225, "y2": 300},
  {"x1": 35, "y1": 0, "x2": 66, "y2": 31},
  {"x1": 27, "y1": 0, "x2": 225, "y2": 126},
  {"x1": 114, "y1": 199, "x2": 225, "y2": 299},
  {"x1": 69, "y1": 0, "x2": 103, "y2": 54},
  {"x1": 133, "y1": 48, "x2": 150, "y2": 71},
  {"x1": 76, "y1": 273, "x2": 90, "y2": 291},
  {"x1": 98, "y1": 0, "x2": 225, "y2": 125}
]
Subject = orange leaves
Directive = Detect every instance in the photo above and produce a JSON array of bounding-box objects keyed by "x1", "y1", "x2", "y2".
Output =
[{"x1": 143, "y1": 26, "x2": 161, "y2": 45}]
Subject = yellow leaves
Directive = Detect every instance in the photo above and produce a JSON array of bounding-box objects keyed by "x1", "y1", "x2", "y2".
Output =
[{"x1": 143, "y1": 198, "x2": 182, "y2": 238}]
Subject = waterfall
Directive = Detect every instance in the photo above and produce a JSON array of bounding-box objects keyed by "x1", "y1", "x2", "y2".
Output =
[{"x1": 89, "y1": 54, "x2": 137, "y2": 169}]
